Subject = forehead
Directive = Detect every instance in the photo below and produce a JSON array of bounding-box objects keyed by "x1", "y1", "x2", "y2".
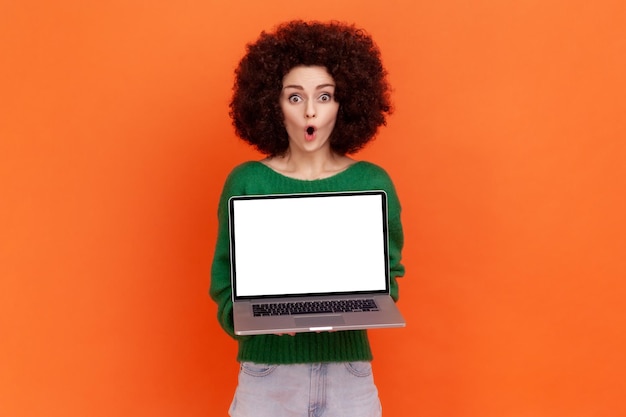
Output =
[{"x1": 282, "y1": 65, "x2": 335, "y2": 87}]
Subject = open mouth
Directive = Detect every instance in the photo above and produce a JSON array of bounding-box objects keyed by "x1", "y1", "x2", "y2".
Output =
[{"x1": 305, "y1": 126, "x2": 316, "y2": 141}]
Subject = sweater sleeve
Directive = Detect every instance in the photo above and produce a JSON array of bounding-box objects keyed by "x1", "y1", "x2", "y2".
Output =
[
  {"x1": 209, "y1": 169, "x2": 246, "y2": 340},
  {"x1": 387, "y1": 190, "x2": 405, "y2": 302},
  {"x1": 382, "y1": 176, "x2": 405, "y2": 302}
]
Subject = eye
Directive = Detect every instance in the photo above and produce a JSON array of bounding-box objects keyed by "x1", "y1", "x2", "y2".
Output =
[
  {"x1": 288, "y1": 94, "x2": 303, "y2": 103},
  {"x1": 319, "y1": 93, "x2": 332, "y2": 102}
]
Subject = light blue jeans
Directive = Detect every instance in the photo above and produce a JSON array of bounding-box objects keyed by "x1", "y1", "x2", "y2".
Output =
[{"x1": 229, "y1": 362, "x2": 382, "y2": 417}]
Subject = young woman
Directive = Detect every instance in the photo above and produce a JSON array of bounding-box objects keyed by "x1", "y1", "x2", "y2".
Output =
[{"x1": 210, "y1": 20, "x2": 405, "y2": 417}]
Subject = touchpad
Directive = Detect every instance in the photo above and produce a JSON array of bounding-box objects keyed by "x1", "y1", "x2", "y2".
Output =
[{"x1": 295, "y1": 315, "x2": 345, "y2": 328}]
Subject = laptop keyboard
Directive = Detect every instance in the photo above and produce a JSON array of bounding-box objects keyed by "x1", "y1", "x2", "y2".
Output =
[{"x1": 252, "y1": 299, "x2": 379, "y2": 317}]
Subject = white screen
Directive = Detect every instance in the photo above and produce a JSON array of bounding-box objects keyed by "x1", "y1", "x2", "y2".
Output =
[{"x1": 231, "y1": 193, "x2": 388, "y2": 297}]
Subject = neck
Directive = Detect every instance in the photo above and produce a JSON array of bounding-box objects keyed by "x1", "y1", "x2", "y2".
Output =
[{"x1": 264, "y1": 148, "x2": 354, "y2": 180}]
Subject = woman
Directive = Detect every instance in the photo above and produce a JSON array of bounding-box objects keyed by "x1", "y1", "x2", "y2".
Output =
[{"x1": 210, "y1": 20, "x2": 405, "y2": 417}]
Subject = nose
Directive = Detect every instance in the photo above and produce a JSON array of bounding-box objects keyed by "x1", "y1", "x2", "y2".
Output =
[{"x1": 305, "y1": 100, "x2": 316, "y2": 118}]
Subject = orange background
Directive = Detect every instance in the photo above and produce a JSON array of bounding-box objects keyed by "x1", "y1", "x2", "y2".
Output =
[{"x1": 1, "y1": 1, "x2": 625, "y2": 416}]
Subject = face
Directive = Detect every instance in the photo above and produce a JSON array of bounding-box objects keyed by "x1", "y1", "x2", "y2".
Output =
[{"x1": 280, "y1": 66, "x2": 339, "y2": 155}]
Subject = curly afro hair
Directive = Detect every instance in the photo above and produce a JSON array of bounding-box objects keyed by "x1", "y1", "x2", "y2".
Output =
[{"x1": 229, "y1": 20, "x2": 393, "y2": 156}]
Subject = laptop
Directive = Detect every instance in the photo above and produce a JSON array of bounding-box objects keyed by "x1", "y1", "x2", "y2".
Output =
[{"x1": 228, "y1": 190, "x2": 405, "y2": 335}]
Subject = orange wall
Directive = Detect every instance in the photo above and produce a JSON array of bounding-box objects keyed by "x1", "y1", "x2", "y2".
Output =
[{"x1": 1, "y1": 1, "x2": 625, "y2": 416}]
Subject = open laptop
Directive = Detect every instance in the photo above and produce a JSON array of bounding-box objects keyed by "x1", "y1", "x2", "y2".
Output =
[{"x1": 229, "y1": 190, "x2": 405, "y2": 335}]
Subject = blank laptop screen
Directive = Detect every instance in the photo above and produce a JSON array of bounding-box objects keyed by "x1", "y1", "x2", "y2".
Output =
[{"x1": 229, "y1": 192, "x2": 389, "y2": 299}]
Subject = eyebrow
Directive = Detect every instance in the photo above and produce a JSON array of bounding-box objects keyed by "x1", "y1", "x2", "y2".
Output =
[{"x1": 282, "y1": 83, "x2": 336, "y2": 90}]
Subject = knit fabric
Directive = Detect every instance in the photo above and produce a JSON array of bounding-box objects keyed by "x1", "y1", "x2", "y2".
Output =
[{"x1": 210, "y1": 161, "x2": 405, "y2": 364}]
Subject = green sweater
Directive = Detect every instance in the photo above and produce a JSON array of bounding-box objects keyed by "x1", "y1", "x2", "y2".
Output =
[{"x1": 210, "y1": 161, "x2": 405, "y2": 364}]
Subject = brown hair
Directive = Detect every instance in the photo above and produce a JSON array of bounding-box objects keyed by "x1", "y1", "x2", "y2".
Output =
[{"x1": 230, "y1": 20, "x2": 393, "y2": 156}]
